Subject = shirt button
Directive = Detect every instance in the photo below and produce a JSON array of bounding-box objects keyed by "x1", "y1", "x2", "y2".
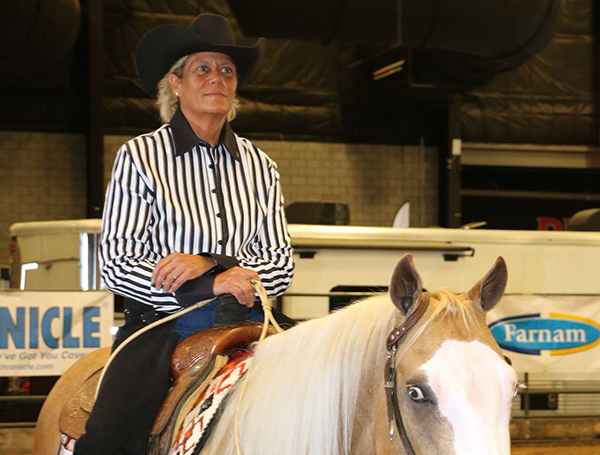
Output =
[
  {"x1": 216, "y1": 213, "x2": 221, "y2": 218},
  {"x1": 218, "y1": 240, "x2": 223, "y2": 245},
  {"x1": 211, "y1": 189, "x2": 216, "y2": 194},
  {"x1": 209, "y1": 164, "x2": 214, "y2": 169}
]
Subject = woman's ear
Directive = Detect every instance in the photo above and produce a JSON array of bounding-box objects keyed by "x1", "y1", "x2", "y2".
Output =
[{"x1": 168, "y1": 73, "x2": 180, "y2": 95}]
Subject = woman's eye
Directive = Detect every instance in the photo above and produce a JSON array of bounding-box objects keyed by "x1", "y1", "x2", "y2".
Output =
[
  {"x1": 220, "y1": 66, "x2": 234, "y2": 74},
  {"x1": 197, "y1": 65, "x2": 209, "y2": 72},
  {"x1": 407, "y1": 386, "x2": 426, "y2": 402}
]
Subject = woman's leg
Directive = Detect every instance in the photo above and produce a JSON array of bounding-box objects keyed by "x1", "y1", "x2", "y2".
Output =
[{"x1": 74, "y1": 302, "x2": 179, "y2": 455}]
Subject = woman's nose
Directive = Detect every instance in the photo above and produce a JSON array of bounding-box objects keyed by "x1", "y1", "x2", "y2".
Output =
[{"x1": 208, "y1": 71, "x2": 224, "y2": 84}]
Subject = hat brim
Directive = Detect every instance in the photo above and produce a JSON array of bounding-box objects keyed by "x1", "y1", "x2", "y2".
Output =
[{"x1": 136, "y1": 24, "x2": 265, "y2": 98}]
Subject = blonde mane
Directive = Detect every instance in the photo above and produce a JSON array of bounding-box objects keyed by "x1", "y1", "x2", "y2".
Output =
[
  {"x1": 207, "y1": 289, "x2": 485, "y2": 455},
  {"x1": 429, "y1": 288, "x2": 481, "y2": 324}
]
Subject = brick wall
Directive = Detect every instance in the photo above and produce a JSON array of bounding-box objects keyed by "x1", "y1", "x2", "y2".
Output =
[
  {"x1": 253, "y1": 140, "x2": 438, "y2": 228},
  {"x1": 105, "y1": 135, "x2": 438, "y2": 228},
  {"x1": 0, "y1": 131, "x2": 87, "y2": 267},
  {"x1": 1, "y1": 132, "x2": 438, "y2": 266}
]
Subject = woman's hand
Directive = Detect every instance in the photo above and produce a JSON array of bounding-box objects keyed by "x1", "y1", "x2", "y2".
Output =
[
  {"x1": 152, "y1": 253, "x2": 216, "y2": 293},
  {"x1": 213, "y1": 267, "x2": 260, "y2": 307}
]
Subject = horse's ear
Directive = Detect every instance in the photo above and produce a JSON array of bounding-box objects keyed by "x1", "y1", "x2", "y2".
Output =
[
  {"x1": 467, "y1": 256, "x2": 508, "y2": 312},
  {"x1": 390, "y1": 253, "x2": 423, "y2": 315}
]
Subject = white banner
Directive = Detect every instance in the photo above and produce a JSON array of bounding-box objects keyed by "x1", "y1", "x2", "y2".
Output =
[
  {"x1": 487, "y1": 295, "x2": 600, "y2": 373},
  {"x1": 0, "y1": 291, "x2": 113, "y2": 376}
]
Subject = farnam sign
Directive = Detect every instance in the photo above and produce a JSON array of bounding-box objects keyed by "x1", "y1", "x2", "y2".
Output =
[
  {"x1": 487, "y1": 295, "x2": 600, "y2": 373},
  {"x1": 489, "y1": 313, "x2": 600, "y2": 355}
]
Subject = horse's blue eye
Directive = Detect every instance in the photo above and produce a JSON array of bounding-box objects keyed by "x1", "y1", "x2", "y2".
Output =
[{"x1": 407, "y1": 386, "x2": 425, "y2": 401}]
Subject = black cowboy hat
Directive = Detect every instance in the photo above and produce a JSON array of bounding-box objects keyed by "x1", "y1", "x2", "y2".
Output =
[{"x1": 135, "y1": 13, "x2": 265, "y2": 98}]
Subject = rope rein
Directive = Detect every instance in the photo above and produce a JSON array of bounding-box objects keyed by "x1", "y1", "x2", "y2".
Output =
[
  {"x1": 234, "y1": 279, "x2": 284, "y2": 455},
  {"x1": 250, "y1": 278, "x2": 284, "y2": 341}
]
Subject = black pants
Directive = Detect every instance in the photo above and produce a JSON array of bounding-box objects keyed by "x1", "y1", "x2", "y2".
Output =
[{"x1": 74, "y1": 299, "x2": 179, "y2": 455}]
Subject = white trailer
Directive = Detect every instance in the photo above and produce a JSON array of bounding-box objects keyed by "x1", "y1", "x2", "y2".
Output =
[
  {"x1": 11, "y1": 220, "x2": 600, "y2": 298},
  {"x1": 284, "y1": 224, "x2": 600, "y2": 318}
]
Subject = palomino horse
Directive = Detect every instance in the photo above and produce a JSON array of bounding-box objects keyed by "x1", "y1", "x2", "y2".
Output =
[{"x1": 34, "y1": 253, "x2": 518, "y2": 455}]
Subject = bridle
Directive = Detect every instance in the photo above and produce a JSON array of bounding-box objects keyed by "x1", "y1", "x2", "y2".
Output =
[{"x1": 384, "y1": 292, "x2": 430, "y2": 455}]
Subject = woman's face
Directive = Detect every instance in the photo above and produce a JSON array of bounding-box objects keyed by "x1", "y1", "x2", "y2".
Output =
[{"x1": 170, "y1": 52, "x2": 238, "y2": 119}]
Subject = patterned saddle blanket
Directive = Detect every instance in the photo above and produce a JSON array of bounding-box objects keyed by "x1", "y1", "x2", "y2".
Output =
[{"x1": 166, "y1": 352, "x2": 251, "y2": 454}]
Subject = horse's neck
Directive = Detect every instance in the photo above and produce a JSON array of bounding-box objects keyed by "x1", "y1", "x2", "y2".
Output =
[{"x1": 202, "y1": 299, "x2": 398, "y2": 455}]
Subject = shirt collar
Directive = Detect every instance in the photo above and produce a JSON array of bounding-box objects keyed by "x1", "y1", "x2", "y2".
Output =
[{"x1": 169, "y1": 108, "x2": 241, "y2": 161}]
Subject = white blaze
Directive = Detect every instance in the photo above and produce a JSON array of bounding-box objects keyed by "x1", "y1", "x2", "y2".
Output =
[{"x1": 420, "y1": 340, "x2": 517, "y2": 455}]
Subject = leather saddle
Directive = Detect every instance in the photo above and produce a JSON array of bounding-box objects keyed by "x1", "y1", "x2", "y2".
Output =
[{"x1": 59, "y1": 322, "x2": 274, "y2": 451}]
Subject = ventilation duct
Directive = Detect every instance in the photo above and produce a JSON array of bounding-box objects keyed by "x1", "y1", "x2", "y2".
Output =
[{"x1": 226, "y1": 0, "x2": 559, "y2": 83}]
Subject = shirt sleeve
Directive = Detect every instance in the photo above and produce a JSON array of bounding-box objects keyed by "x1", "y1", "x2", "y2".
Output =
[
  {"x1": 99, "y1": 145, "x2": 181, "y2": 312},
  {"x1": 236, "y1": 161, "x2": 295, "y2": 297}
]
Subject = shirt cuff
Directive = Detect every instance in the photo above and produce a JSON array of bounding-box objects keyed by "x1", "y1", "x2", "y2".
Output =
[
  {"x1": 203, "y1": 253, "x2": 239, "y2": 272},
  {"x1": 174, "y1": 272, "x2": 217, "y2": 308},
  {"x1": 173, "y1": 253, "x2": 239, "y2": 308}
]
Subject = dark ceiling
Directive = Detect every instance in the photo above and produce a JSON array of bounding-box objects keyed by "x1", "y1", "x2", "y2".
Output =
[{"x1": 0, "y1": 0, "x2": 597, "y2": 147}]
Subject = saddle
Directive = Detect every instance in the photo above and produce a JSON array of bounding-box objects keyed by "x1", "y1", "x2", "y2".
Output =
[{"x1": 59, "y1": 322, "x2": 275, "y2": 450}]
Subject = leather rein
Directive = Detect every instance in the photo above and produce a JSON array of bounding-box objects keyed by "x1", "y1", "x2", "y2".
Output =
[{"x1": 384, "y1": 292, "x2": 430, "y2": 455}]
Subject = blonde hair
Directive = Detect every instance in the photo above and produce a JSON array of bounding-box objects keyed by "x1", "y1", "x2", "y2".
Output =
[{"x1": 155, "y1": 55, "x2": 240, "y2": 123}]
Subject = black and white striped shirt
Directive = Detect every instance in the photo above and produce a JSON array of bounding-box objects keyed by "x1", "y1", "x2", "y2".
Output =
[{"x1": 100, "y1": 109, "x2": 294, "y2": 313}]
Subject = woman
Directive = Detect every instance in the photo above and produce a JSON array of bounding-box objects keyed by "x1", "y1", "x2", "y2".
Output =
[{"x1": 74, "y1": 13, "x2": 294, "y2": 454}]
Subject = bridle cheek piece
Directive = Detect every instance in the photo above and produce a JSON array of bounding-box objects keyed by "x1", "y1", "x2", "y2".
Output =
[{"x1": 384, "y1": 292, "x2": 430, "y2": 455}]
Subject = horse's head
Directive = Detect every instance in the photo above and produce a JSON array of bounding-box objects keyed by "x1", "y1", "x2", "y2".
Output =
[{"x1": 385, "y1": 254, "x2": 517, "y2": 455}]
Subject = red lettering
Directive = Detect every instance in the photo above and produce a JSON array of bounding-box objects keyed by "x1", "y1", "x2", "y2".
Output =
[{"x1": 537, "y1": 217, "x2": 563, "y2": 231}]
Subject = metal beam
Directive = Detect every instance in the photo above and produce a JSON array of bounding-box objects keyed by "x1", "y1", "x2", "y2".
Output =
[
  {"x1": 462, "y1": 143, "x2": 600, "y2": 169},
  {"x1": 86, "y1": 0, "x2": 104, "y2": 218},
  {"x1": 440, "y1": 95, "x2": 462, "y2": 227}
]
